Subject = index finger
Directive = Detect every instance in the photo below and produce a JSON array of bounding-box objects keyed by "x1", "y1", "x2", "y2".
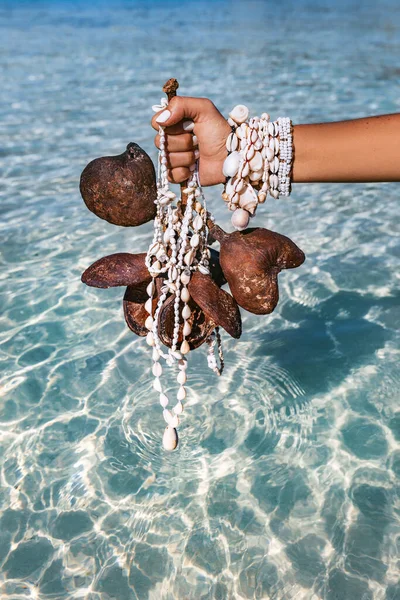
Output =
[{"x1": 151, "y1": 115, "x2": 194, "y2": 135}]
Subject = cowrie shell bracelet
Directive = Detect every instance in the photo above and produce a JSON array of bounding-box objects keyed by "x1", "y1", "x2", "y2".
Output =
[{"x1": 222, "y1": 105, "x2": 293, "y2": 230}]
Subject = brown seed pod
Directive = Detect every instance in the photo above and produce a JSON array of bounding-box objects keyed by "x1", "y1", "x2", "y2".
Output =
[
  {"x1": 80, "y1": 142, "x2": 157, "y2": 227},
  {"x1": 209, "y1": 223, "x2": 305, "y2": 315},
  {"x1": 157, "y1": 295, "x2": 215, "y2": 350},
  {"x1": 123, "y1": 282, "x2": 149, "y2": 337},
  {"x1": 123, "y1": 278, "x2": 163, "y2": 337},
  {"x1": 81, "y1": 252, "x2": 151, "y2": 288},
  {"x1": 188, "y1": 271, "x2": 241, "y2": 339}
]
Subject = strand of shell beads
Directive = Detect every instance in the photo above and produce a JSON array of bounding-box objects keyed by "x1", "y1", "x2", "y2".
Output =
[
  {"x1": 222, "y1": 104, "x2": 293, "y2": 231},
  {"x1": 145, "y1": 102, "x2": 221, "y2": 450}
]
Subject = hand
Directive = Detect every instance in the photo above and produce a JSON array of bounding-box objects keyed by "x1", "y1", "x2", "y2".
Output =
[{"x1": 151, "y1": 96, "x2": 231, "y2": 186}]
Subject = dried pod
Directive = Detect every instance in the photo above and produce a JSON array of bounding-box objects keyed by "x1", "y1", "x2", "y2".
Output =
[
  {"x1": 80, "y1": 142, "x2": 157, "y2": 227},
  {"x1": 188, "y1": 272, "x2": 241, "y2": 339},
  {"x1": 81, "y1": 252, "x2": 150, "y2": 288},
  {"x1": 123, "y1": 281, "x2": 149, "y2": 336},
  {"x1": 209, "y1": 223, "x2": 305, "y2": 315},
  {"x1": 208, "y1": 248, "x2": 226, "y2": 287},
  {"x1": 123, "y1": 279, "x2": 161, "y2": 337},
  {"x1": 157, "y1": 295, "x2": 215, "y2": 350}
]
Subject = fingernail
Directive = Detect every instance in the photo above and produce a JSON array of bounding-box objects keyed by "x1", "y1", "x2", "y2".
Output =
[
  {"x1": 192, "y1": 135, "x2": 198, "y2": 146},
  {"x1": 194, "y1": 149, "x2": 200, "y2": 160},
  {"x1": 156, "y1": 109, "x2": 171, "y2": 124},
  {"x1": 183, "y1": 120, "x2": 195, "y2": 132},
  {"x1": 189, "y1": 164, "x2": 196, "y2": 172}
]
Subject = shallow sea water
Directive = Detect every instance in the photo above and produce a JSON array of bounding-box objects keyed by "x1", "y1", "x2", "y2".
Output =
[{"x1": 1, "y1": 1, "x2": 400, "y2": 598}]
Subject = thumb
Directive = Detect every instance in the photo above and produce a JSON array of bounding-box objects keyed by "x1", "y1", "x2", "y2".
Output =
[{"x1": 152, "y1": 96, "x2": 199, "y2": 130}]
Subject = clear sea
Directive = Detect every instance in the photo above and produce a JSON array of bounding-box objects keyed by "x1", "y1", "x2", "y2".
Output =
[{"x1": 1, "y1": 1, "x2": 400, "y2": 598}]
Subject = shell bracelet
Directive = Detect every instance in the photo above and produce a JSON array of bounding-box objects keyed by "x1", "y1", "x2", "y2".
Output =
[{"x1": 222, "y1": 105, "x2": 293, "y2": 230}]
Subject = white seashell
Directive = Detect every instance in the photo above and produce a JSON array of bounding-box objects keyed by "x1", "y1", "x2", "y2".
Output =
[
  {"x1": 261, "y1": 112, "x2": 270, "y2": 120},
  {"x1": 170, "y1": 350, "x2": 183, "y2": 360},
  {"x1": 177, "y1": 386, "x2": 186, "y2": 400},
  {"x1": 268, "y1": 122, "x2": 275, "y2": 136},
  {"x1": 269, "y1": 174, "x2": 279, "y2": 188},
  {"x1": 153, "y1": 377, "x2": 162, "y2": 392},
  {"x1": 181, "y1": 270, "x2": 191, "y2": 285},
  {"x1": 269, "y1": 156, "x2": 279, "y2": 173},
  {"x1": 227, "y1": 117, "x2": 236, "y2": 127},
  {"x1": 145, "y1": 298, "x2": 153, "y2": 314},
  {"x1": 160, "y1": 393, "x2": 169, "y2": 408},
  {"x1": 254, "y1": 138, "x2": 263, "y2": 150},
  {"x1": 269, "y1": 137, "x2": 275, "y2": 151},
  {"x1": 261, "y1": 182, "x2": 269, "y2": 192},
  {"x1": 166, "y1": 281, "x2": 177, "y2": 292},
  {"x1": 222, "y1": 151, "x2": 241, "y2": 178},
  {"x1": 152, "y1": 362, "x2": 162, "y2": 377},
  {"x1": 159, "y1": 196, "x2": 171, "y2": 207},
  {"x1": 240, "y1": 123, "x2": 249, "y2": 138},
  {"x1": 146, "y1": 331, "x2": 155, "y2": 347},
  {"x1": 178, "y1": 359, "x2": 187, "y2": 370},
  {"x1": 240, "y1": 137, "x2": 247, "y2": 150},
  {"x1": 149, "y1": 242, "x2": 160, "y2": 256},
  {"x1": 163, "y1": 228, "x2": 173, "y2": 243},
  {"x1": 198, "y1": 264, "x2": 210, "y2": 275},
  {"x1": 163, "y1": 409, "x2": 179, "y2": 428},
  {"x1": 184, "y1": 249, "x2": 195, "y2": 266},
  {"x1": 162, "y1": 426, "x2": 178, "y2": 451},
  {"x1": 258, "y1": 191, "x2": 267, "y2": 203},
  {"x1": 177, "y1": 370, "x2": 187, "y2": 385},
  {"x1": 181, "y1": 287, "x2": 190, "y2": 303},
  {"x1": 231, "y1": 208, "x2": 250, "y2": 231},
  {"x1": 146, "y1": 281, "x2": 155, "y2": 296},
  {"x1": 152, "y1": 260, "x2": 161, "y2": 271},
  {"x1": 152, "y1": 348, "x2": 160, "y2": 361},
  {"x1": 229, "y1": 104, "x2": 249, "y2": 124},
  {"x1": 193, "y1": 215, "x2": 203, "y2": 231},
  {"x1": 183, "y1": 321, "x2": 192, "y2": 336},
  {"x1": 251, "y1": 129, "x2": 258, "y2": 143},
  {"x1": 246, "y1": 145, "x2": 255, "y2": 161},
  {"x1": 239, "y1": 187, "x2": 258, "y2": 214},
  {"x1": 234, "y1": 178, "x2": 244, "y2": 193},
  {"x1": 266, "y1": 147, "x2": 275, "y2": 162},
  {"x1": 226, "y1": 132, "x2": 238, "y2": 152},
  {"x1": 274, "y1": 137, "x2": 280, "y2": 153},
  {"x1": 180, "y1": 340, "x2": 190, "y2": 354},
  {"x1": 145, "y1": 315, "x2": 154, "y2": 330},
  {"x1": 249, "y1": 151, "x2": 263, "y2": 171},
  {"x1": 241, "y1": 161, "x2": 250, "y2": 177},
  {"x1": 173, "y1": 401, "x2": 184, "y2": 415},
  {"x1": 249, "y1": 169, "x2": 263, "y2": 182},
  {"x1": 190, "y1": 233, "x2": 200, "y2": 248},
  {"x1": 236, "y1": 126, "x2": 243, "y2": 140},
  {"x1": 231, "y1": 192, "x2": 239, "y2": 205},
  {"x1": 270, "y1": 188, "x2": 280, "y2": 199},
  {"x1": 169, "y1": 266, "x2": 178, "y2": 281},
  {"x1": 182, "y1": 304, "x2": 191, "y2": 319}
]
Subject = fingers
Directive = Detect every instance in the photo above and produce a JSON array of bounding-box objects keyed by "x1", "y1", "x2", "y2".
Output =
[
  {"x1": 168, "y1": 167, "x2": 193, "y2": 184},
  {"x1": 151, "y1": 96, "x2": 213, "y2": 131},
  {"x1": 154, "y1": 132, "x2": 197, "y2": 152},
  {"x1": 166, "y1": 150, "x2": 198, "y2": 169}
]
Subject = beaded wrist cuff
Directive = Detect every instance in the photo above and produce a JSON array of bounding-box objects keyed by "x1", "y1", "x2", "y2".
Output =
[{"x1": 222, "y1": 105, "x2": 293, "y2": 230}]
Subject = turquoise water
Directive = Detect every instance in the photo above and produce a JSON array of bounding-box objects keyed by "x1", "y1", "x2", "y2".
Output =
[{"x1": 1, "y1": 1, "x2": 400, "y2": 598}]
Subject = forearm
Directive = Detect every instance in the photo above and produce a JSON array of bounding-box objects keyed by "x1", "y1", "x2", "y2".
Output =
[{"x1": 292, "y1": 113, "x2": 400, "y2": 183}]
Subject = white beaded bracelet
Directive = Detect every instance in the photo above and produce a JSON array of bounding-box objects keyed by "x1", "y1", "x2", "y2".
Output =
[{"x1": 222, "y1": 105, "x2": 293, "y2": 230}]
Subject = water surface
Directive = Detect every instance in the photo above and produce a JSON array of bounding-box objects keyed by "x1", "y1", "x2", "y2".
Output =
[{"x1": 1, "y1": 1, "x2": 400, "y2": 598}]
